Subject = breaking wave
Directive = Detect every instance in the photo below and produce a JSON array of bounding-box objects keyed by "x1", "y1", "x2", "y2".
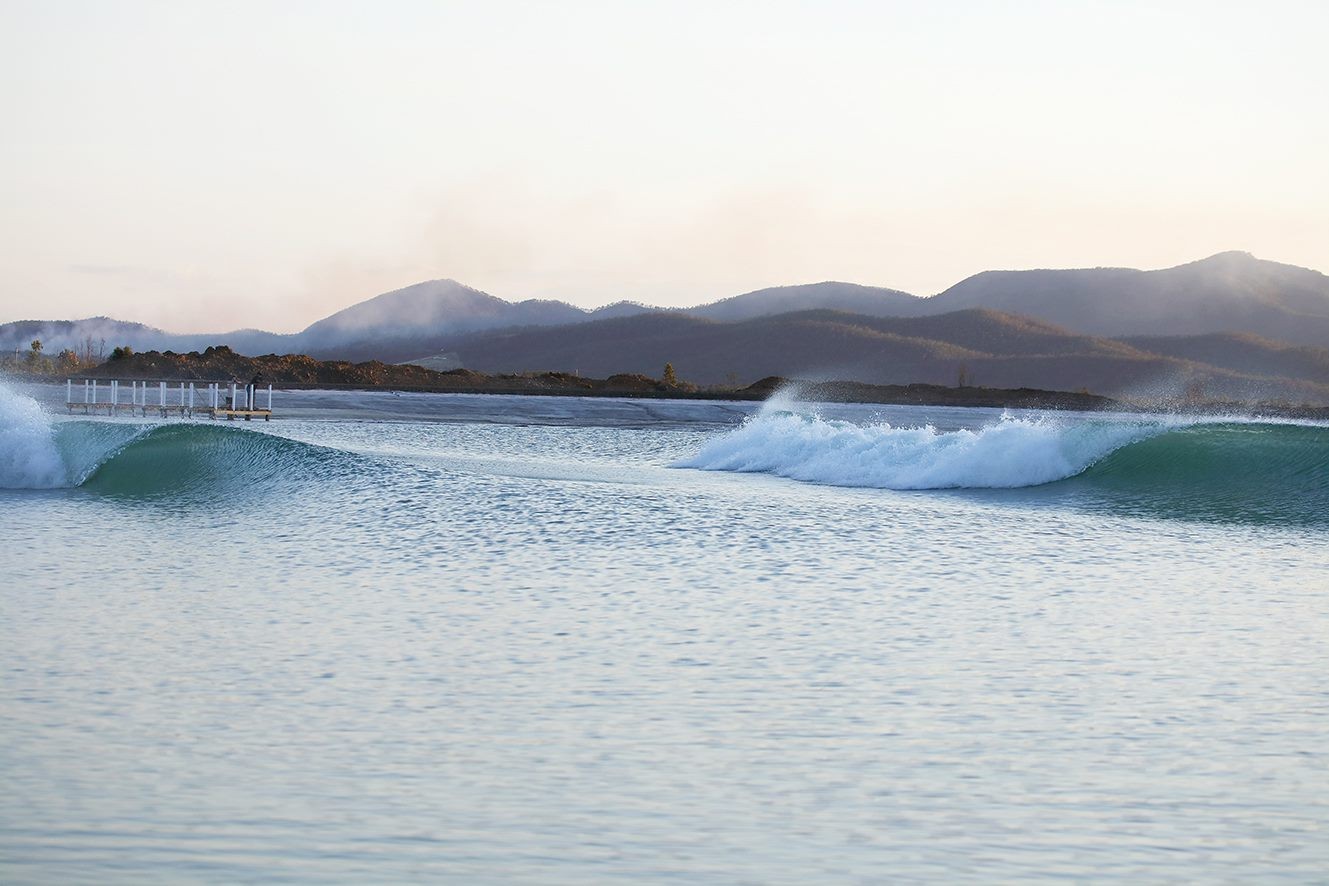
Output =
[
  {"x1": 677, "y1": 409, "x2": 1179, "y2": 489},
  {"x1": 1, "y1": 383, "x2": 348, "y2": 496},
  {"x1": 678, "y1": 408, "x2": 1329, "y2": 525}
]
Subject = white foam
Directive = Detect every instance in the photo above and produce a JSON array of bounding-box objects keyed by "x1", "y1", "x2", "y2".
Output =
[
  {"x1": 0, "y1": 381, "x2": 66, "y2": 489},
  {"x1": 676, "y1": 409, "x2": 1169, "y2": 489}
]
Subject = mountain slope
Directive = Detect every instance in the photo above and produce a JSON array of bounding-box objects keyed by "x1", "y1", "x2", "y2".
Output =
[
  {"x1": 431, "y1": 306, "x2": 1329, "y2": 403},
  {"x1": 297, "y1": 279, "x2": 589, "y2": 358},
  {"x1": 6, "y1": 253, "x2": 1327, "y2": 392},
  {"x1": 1118, "y1": 332, "x2": 1329, "y2": 382},
  {"x1": 687, "y1": 281, "x2": 926, "y2": 322},
  {"x1": 925, "y1": 252, "x2": 1329, "y2": 345},
  {"x1": 0, "y1": 317, "x2": 172, "y2": 357}
]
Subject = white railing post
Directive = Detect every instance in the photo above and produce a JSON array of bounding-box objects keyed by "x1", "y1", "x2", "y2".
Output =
[
  {"x1": 267, "y1": 384, "x2": 273, "y2": 411},
  {"x1": 160, "y1": 381, "x2": 166, "y2": 407},
  {"x1": 180, "y1": 381, "x2": 185, "y2": 406},
  {"x1": 189, "y1": 383, "x2": 195, "y2": 409},
  {"x1": 84, "y1": 379, "x2": 90, "y2": 404},
  {"x1": 91, "y1": 379, "x2": 97, "y2": 404},
  {"x1": 231, "y1": 383, "x2": 237, "y2": 411},
  {"x1": 66, "y1": 379, "x2": 71, "y2": 404},
  {"x1": 212, "y1": 383, "x2": 218, "y2": 409}
]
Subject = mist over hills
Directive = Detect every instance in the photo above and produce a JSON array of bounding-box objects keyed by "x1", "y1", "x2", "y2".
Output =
[
  {"x1": 1, "y1": 317, "x2": 180, "y2": 355},
  {"x1": 3, "y1": 252, "x2": 1327, "y2": 402},
  {"x1": 0, "y1": 280, "x2": 638, "y2": 363},
  {"x1": 927, "y1": 251, "x2": 1329, "y2": 346},
  {"x1": 298, "y1": 280, "x2": 588, "y2": 353}
]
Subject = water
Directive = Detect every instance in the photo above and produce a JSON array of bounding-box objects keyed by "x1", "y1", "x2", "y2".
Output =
[{"x1": 3, "y1": 381, "x2": 1327, "y2": 882}]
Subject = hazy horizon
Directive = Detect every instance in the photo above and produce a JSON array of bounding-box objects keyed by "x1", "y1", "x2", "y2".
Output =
[{"x1": 3, "y1": 0, "x2": 1327, "y2": 333}]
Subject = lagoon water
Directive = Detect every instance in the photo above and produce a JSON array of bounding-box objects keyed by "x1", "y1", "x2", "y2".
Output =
[{"x1": 2, "y1": 381, "x2": 1327, "y2": 882}]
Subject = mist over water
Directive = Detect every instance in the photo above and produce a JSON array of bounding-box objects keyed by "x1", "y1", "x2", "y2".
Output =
[{"x1": 3, "y1": 382, "x2": 1327, "y2": 882}]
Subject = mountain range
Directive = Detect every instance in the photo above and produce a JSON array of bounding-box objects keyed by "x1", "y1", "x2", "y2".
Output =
[{"x1": 4, "y1": 252, "x2": 1328, "y2": 402}]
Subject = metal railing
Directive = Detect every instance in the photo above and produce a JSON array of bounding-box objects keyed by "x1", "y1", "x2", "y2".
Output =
[{"x1": 65, "y1": 378, "x2": 274, "y2": 417}]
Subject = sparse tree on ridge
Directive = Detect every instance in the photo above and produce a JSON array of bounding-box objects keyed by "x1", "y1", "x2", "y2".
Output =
[{"x1": 663, "y1": 362, "x2": 677, "y2": 386}]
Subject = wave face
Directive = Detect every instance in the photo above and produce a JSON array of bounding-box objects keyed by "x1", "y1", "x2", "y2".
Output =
[
  {"x1": 1, "y1": 383, "x2": 349, "y2": 497},
  {"x1": 678, "y1": 410, "x2": 1329, "y2": 525},
  {"x1": 73, "y1": 423, "x2": 350, "y2": 498},
  {"x1": 1068, "y1": 421, "x2": 1329, "y2": 525}
]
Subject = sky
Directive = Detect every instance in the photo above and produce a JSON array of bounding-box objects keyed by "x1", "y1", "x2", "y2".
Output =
[{"x1": 1, "y1": 0, "x2": 1327, "y2": 333}]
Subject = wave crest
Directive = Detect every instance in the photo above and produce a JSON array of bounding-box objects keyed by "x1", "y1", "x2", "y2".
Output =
[{"x1": 677, "y1": 410, "x2": 1164, "y2": 489}]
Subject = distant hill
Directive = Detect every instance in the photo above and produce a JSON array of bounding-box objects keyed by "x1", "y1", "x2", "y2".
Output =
[
  {"x1": 4, "y1": 252, "x2": 1327, "y2": 401},
  {"x1": 0, "y1": 317, "x2": 301, "y2": 360},
  {"x1": 0, "y1": 317, "x2": 201, "y2": 363},
  {"x1": 687, "y1": 281, "x2": 925, "y2": 322},
  {"x1": 587, "y1": 301, "x2": 657, "y2": 321},
  {"x1": 1118, "y1": 332, "x2": 1329, "y2": 383},
  {"x1": 926, "y1": 252, "x2": 1329, "y2": 346},
  {"x1": 0, "y1": 280, "x2": 638, "y2": 363},
  {"x1": 435, "y1": 307, "x2": 1329, "y2": 403},
  {"x1": 297, "y1": 279, "x2": 590, "y2": 359}
]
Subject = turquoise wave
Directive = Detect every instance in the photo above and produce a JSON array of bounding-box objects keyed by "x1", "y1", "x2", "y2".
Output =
[
  {"x1": 1064, "y1": 422, "x2": 1329, "y2": 526},
  {"x1": 56, "y1": 422, "x2": 354, "y2": 498},
  {"x1": 681, "y1": 410, "x2": 1329, "y2": 526}
]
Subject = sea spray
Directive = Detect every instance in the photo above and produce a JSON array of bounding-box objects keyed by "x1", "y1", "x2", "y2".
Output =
[
  {"x1": 676, "y1": 410, "x2": 1169, "y2": 489},
  {"x1": 0, "y1": 381, "x2": 66, "y2": 488},
  {"x1": 0, "y1": 382, "x2": 155, "y2": 489}
]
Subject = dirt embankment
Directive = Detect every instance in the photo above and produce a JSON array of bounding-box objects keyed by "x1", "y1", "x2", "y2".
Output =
[
  {"x1": 65, "y1": 347, "x2": 1329, "y2": 419},
  {"x1": 80, "y1": 346, "x2": 696, "y2": 396}
]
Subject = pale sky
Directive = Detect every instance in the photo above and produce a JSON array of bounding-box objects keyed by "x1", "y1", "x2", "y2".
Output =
[{"x1": 2, "y1": 0, "x2": 1326, "y2": 333}]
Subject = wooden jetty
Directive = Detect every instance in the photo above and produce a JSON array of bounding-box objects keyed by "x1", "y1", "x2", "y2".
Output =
[{"x1": 66, "y1": 378, "x2": 274, "y2": 421}]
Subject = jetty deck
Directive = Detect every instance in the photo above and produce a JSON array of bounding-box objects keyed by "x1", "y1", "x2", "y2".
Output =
[{"x1": 65, "y1": 379, "x2": 274, "y2": 420}]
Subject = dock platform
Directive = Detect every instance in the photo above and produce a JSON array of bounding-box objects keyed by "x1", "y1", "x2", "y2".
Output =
[{"x1": 64, "y1": 379, "x2": 275, "y2": 420}]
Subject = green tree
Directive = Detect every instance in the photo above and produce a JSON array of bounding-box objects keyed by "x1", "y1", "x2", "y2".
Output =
[
  {"x1": 663, "y1": 362, "x2": 677, "y2": 386},
  {"x1": 57, "y1": 349, "x2": 79, "y2": 371},
  {"x1": 27, "y1": 339, "x2": 43, "y2": 366}
]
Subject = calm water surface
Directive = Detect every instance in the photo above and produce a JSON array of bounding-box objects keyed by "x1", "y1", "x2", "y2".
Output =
[{"x1": 2, "y1": 385, "x2": 1327, "y2": 882}]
